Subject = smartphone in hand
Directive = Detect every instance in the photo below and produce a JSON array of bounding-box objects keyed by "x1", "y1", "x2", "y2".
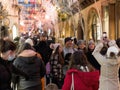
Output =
[{"x1": 102, "y1": 32, "x2": 107, "y2": 40}]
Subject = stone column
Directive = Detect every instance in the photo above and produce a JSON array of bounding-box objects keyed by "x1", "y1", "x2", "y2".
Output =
[
  {"x1": 109, "y1": 3, "x2": 116, "y2": 39},
  {"x1": 115, "y1": 0, "x2": 120, "y2": 38},
  {"x1": 77, "y1": 19, "x2": 84, "y2": 40}
]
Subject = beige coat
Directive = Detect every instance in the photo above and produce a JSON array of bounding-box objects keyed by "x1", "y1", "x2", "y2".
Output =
[{"x1": 92, "y1": 43, "x2": 120, "y2": 90}]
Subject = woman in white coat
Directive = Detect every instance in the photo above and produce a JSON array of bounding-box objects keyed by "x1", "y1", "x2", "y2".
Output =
[{"x1": 92, "y1": 40, "x2": 120, "y2": 90}]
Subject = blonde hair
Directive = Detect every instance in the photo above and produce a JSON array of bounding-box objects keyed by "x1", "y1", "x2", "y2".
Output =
[{"x1": 45, "y1": 83, "x2": 58, "y2": 90}]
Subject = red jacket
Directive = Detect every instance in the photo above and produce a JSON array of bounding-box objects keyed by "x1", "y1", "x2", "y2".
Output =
[{"x1": 62, "y1": 69, "x2": 99, "y2": 90}]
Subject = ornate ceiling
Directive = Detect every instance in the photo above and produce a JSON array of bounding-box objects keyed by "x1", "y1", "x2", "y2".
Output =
[
  {"x1": 80, "y1": 0, "x2": 99, "y2": 9},
  {"x1": 17, "y1": 0, "x2": 99, "y2": 32}
]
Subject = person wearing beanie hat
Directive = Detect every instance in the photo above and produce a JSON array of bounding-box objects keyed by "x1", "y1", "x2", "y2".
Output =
[
  {"x1": 64, "y1": 37, "x2": 72, "y2": 44},
  {"x1": 77, "y1": 40, "x2": 86, "y2": 53},
  {"x1": 86, "y1": 39, "x2": 101, "y2": 70},
  {"x1": 92, "y1": 40, "x2": 120, "y2": 90},
  {"x1": 77, "y1": 40, "x2": 85, "y2": 45},
  {"x1": 50, "y1": 43, "x2": 60, "y2": 52},
  {"x1": 63, "y1": 37, "x2": 77, "y2": 76},
  {"x1": 25, "y1": 38, "x2": 34, "y2": 46},
  {"x1": 107, "y1": 40, "x2": 119, "y2": 57},
  {"x1": 50, "y1": 43, "x2": 64, "y2": 89},
  {"x1": 63, "y1": 37, "x2": 75, "y2": 57},
  {"x1": 88, "y1": 39, "x2": 95, "y2": 45}
]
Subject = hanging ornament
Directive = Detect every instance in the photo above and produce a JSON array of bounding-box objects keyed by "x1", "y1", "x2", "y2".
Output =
[
  {"x1": 24, "y1": 0, "x2": 29, "y2": 4},
  {"x1": 30, "y1": 0, "x2": 35, "y2": 4},
  {"x1": 37, "y1": 0, "x2": 42, "y2": 4}
]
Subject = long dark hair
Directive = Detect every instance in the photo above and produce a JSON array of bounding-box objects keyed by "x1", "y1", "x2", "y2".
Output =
[
  {"x1": 69, "y1": 51, "x2": 95, "y2": 72},
  {"x1": 52, "y1": 45, "x2": 64, "y2": 65},
  {"x1": 0, "y1": 39, "x2": 16, "y2": 53}
]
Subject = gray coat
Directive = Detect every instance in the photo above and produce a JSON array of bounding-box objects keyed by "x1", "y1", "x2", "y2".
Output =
[{"x1": 92, "y1": 43, "x2": 120, "y2": 90}]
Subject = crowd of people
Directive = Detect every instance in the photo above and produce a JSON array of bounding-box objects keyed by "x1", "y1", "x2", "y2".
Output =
[{"x1": 0, "y1": 26, "x2": 120, "y2": 90}]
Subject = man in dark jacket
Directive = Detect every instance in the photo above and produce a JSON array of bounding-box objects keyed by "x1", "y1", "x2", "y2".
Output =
[
  {"x1": 34, "y1": 34, "x2": 52, "y2": 85},
  {"x1": 34, "y1": 34, "x2": 52, "y2": 65}
]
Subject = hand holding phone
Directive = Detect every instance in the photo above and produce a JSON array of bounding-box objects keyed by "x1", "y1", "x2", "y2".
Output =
[
  {"x1": 101, "y1": 32, "x2": 109, "y2": 44},
  {"x1": 102, "y1": 32, "x2": 107, "y2": 40}
]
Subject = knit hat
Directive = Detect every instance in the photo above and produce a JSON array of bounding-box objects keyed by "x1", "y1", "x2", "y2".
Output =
[
  {"x1": 64, "y1": 37, "x2": 72, "y2": 44},
  {"x1": 107, "y1": 40, "x2": 119, "y2": 57},
  {"x1": 88, "y1": 39, "x2": 95, "y2": 45},
  {"x1": 25, "y1": 38, "x2": 34, "y2": 46},
  {"x1": 108, "y1": 40, "x2": 115, "y2": 46},
  {"x1": 77, "y1": 40, "x2": 85, "y2": 45},
  {"x1": 107, "y1": 46, "x2": 119, "y2": 57},
  {"x1": 50, "y1": 43, "x2": 60, "y2": 51}
]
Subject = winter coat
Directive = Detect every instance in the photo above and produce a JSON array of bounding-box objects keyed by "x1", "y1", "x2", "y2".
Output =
[
  {"x1": 34, "y1": 41, "x2": 52, "y2": 65},
  {"x1": 50, "y1": 54, "x2": 64, "y2": 89},
  {"x1": 0, "y1": 57, "x2": 28, "y2": 90},
  {"x1": 13, "y1": 50, "x2": 46, "y2": 90},
  {"x1": 92, "y1": 43, "x2": 120, "y2": 90},
  {"x1": 86, "y1": 49, "x2": 101, "y2": 70},
  {"x1": 62, "y1": 68, "x2": 99, "y2": 90},
  {"x1": 0, "y1": 57, "x2": 12, "y2": 90}
]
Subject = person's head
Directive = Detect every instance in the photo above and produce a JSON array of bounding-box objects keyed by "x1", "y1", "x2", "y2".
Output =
[
  {"x1": 40, "y1": 33, "x2": 48, "y2": 41},
  {"x1": 25, "y1": 38, "x2": 34, "y2": 46},
  {"x1": 88, "y1": 39, "x2": 95, "y2": 51},
  {"x1": 106, "y1": 46, "x2": 119, "y2": 58},
  {"x1": 0, "y1": 39, "x2": 16, "y2": 60},
  {"x1": 45, "y1": 83, "x2": 58, "y2": 90},
  {"x1": 100, "y1": 45, "x2": 108, "y2": 55},
  {"x1": 77, "y1": 40, "x2": 86, "y2": 49},
  {"x1": 64, "y1": 37, "x2": 73, "y2": 47},
  {"x1": 17, "y1": 43, "x2": 34, "y2": 55},
  {"x1": 50, "y1": 43, "x2": 63, "y2": 54},
  {"x1": 69, "y1": 51, "x2": 94, "y2": 71}
]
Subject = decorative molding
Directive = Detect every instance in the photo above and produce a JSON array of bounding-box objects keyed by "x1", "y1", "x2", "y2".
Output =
[{"x1": 108, "y1": 0, "x2": 116, "y2": 4}]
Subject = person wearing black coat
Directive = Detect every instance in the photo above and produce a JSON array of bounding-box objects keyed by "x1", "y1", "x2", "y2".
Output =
[
  {"x1": 86, "y1": 40, "x2": 101, "y2": 70},
  {"x1": 0, "y1": 39, "x2": 28, "y2": 90},
  {"x1": 34, "y1": 34, "x2": 52, "y2": 65}
]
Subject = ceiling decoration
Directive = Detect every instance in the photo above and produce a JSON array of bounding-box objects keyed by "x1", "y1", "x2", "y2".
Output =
[
  {"x1": 18, "y1": 0, "x2": 58, "y2": 32},
  {"x1": 17, "y1": 0, "x2": 100, "y2": 33}
]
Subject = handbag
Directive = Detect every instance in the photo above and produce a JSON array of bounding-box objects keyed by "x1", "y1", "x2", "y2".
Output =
[
  {"x1": 46, "y1": 62, "x2": 51, "y2": 75},
  {"x1": 71, "y1": 73, "x2": 74, "y2": 90}
]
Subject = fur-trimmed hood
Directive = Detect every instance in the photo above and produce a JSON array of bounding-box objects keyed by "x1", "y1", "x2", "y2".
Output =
[{"x1": 18, "y1": 50, "x2": 37, "y2": 57}]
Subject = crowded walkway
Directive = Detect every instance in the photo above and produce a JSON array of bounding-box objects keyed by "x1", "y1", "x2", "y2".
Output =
[{"x1": 0, "y1": 25, "x2": 120, "y2": 90}]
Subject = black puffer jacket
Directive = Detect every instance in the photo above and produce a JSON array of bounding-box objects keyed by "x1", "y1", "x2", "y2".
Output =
[
  {"x1": 0, "y1": 57, "x2": 12, "y2": 90},
  {"x1": 13, "y1": 50, "x2": 46, "y2": 89},
  {"x1": 0, "y1": 57, "x2": 28, "y2": 90}
]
